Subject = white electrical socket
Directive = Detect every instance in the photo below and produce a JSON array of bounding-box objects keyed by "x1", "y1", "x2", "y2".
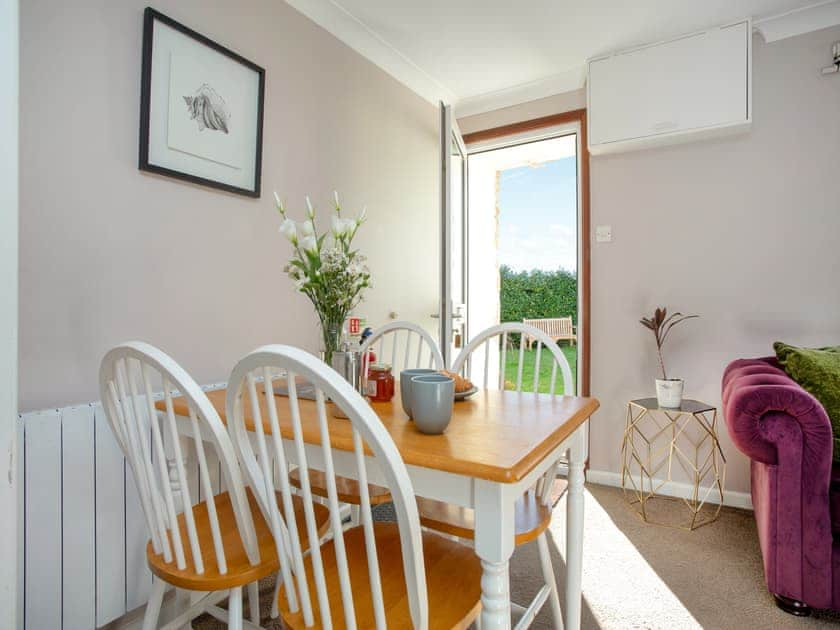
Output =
[{"x1": 595, "y1": 225, "x2": 612, "y2": 243}]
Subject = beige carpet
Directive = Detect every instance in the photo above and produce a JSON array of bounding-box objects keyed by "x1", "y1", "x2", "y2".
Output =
[{"x1": 194, "y1": 483, "x2": 840, "y2": 629}]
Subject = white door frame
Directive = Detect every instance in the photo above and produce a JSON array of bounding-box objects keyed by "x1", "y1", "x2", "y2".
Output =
[{"x1": 0, "y1": 1, "x2": 19, "y2": 628}]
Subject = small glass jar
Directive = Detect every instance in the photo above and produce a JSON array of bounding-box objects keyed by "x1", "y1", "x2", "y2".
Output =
[{"x1": 366, "y1": 363, "x2": 394, "y2": 402}]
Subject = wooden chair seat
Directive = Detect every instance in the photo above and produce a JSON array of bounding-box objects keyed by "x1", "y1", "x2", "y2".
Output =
[
  {"x1": 277, "y1": 522, "x2": 482, "y2": 629},
  {"x1": 289, "y1": 467, "x2": 392, "y2": 506},
  {"x1": 417, "y1": 489, "x2": 551, "y2": 545},
  {"x1": 147, "y1": 489, "x2": 330, "y2": 591}
]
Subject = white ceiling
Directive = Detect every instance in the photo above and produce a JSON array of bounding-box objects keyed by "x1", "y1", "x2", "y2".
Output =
[{"x1": 285, "y1": 0, "x2": 840, "y2": 116}]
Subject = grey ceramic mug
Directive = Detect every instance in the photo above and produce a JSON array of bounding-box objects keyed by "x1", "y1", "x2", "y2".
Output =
[
  {"x1": 400, "y1": 368, "x2": 438, "y2": 419},
  {"x1": 410, "y1": 374, "x2": 454, "y2": 435}
]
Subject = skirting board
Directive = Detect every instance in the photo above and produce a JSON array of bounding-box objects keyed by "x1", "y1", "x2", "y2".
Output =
[{"x1": 586, "y1": 469, "x2": 753, "y2": 511}]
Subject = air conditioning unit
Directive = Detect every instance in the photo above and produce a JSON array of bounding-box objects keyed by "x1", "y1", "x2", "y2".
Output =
[{"x1": 587, "y1": 19, "x2": 752, "y2": 155}]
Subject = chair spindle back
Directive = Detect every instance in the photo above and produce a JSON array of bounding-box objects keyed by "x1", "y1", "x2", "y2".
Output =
[
  {"x1": 452, "y1": 322, "x2": 574, "y2": 395},
  {"x1": 227, "y1": 345, "x2": 427, "y2": 629},
  {"x1": 360, "y1": 321, "x2": 444, "y2": 380},
  {"x1": 99, "y1": 342, "x2": 259, "y2": 577}
]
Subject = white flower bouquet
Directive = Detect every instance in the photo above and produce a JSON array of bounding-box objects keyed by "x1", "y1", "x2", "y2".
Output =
[{"x1": 274, "y1": 192, "x2": 371, "y2": 364}]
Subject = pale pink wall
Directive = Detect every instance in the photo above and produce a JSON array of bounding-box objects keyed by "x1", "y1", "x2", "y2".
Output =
[
  {"x1": 19, "y1": 0, "x2": 439, "y2": 411},
  {"x1": 459, "y1": 28, "x2": 840, "y2": 495}
]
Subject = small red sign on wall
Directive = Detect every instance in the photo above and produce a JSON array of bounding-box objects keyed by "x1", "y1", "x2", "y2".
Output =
[{"x1": 347, "y1": 317, "x2": 361, "y2": 335}]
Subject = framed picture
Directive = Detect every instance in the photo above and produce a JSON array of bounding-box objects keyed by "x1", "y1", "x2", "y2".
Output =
[{"x1": 139, "y1": 8, "x2": 265, "y2": 197}]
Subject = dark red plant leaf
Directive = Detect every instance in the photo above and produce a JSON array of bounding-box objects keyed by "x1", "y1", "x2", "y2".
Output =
[
  {"x1": 660, "y1": 314, "x2": 699, "y2": 344},
  {"x1": 654, "y1": 307, "x2": 666, "y2": 326}
]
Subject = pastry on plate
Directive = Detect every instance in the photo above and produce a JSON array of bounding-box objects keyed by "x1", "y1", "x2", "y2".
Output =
[{"x1": 438, "y1": 370, "x2": 475, "y2": 394}]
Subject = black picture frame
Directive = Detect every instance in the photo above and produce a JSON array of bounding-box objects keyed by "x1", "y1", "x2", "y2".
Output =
[{"x1": 139, "y1": 7, "x2": 265, "y2": 197}]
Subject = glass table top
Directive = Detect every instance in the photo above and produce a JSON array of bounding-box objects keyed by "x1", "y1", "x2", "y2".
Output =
[{"x1": 629, "y1": 398, "x2": 715, "y2": 414}]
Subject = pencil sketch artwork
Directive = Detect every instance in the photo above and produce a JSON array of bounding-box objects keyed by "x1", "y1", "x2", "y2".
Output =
[{"x1": 183, "y1": 84, "x2": 230, "y2": 134}]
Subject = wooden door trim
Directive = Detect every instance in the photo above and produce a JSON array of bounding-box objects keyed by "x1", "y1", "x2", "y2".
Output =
[
  {"x1": 462, "y1": 108, "x2": 591, "y2": 398},
  {"x1": 462, "y1": 109, "x2": 587, "y2": 146}
]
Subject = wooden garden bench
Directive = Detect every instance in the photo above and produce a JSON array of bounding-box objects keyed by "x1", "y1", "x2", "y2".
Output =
[{"x1": 522, "y1": 317, "x2": 576, "y2": 348}]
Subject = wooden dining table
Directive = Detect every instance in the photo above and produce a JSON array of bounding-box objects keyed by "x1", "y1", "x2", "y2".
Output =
[{"x1": 162, "y1": 385, "x2": 598, "y2": 630}]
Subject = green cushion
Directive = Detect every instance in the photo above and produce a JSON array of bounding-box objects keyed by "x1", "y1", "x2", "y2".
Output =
[{"x1": 774, "y1": 342, "x2": 840, "y2": 463}]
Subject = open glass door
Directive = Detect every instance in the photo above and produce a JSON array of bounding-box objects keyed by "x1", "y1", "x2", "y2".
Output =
[{"x1": 439, "y1": 103, "x2": 468, "y2": 366}]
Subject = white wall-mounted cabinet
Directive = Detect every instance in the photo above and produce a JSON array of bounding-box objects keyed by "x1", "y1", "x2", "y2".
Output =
[{"x1": 587, "y1": 20, "x2": 751, "y2": 155}]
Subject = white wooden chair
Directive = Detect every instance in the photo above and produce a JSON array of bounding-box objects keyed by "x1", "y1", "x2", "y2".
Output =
[
  {"x1": 359, "y1": 320, "x2": 445, "y2": 378},
  {"x1": 99, "y1": 342, "x2": 329, "y2": 630},
  {"x1": 417, "y1": 323, "x2": 574, "y2": 629},
  {"x1": 227, "y1": 344, "x2": 482, "y2": 629},
  {"x1": 289, "y1": 321, "x2": 444, "y2": 521}
]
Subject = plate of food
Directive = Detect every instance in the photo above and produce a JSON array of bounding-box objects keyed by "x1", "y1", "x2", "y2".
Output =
[
  {"x1": 454, "y1": 386, "x2": 479, "y2": 401},
  {"x1": 439, "y1": 370, "x2": 479, "y2": 400}
]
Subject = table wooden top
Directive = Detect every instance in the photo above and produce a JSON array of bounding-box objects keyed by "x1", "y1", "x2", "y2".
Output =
[{"x1": 159, "y1": 386, "x2": 598, "y2": 484}]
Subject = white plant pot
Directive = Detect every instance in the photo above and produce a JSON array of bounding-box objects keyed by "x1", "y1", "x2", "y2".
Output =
[{"x1": 655, "y1": 378, "x2": 684, "y2": 408}]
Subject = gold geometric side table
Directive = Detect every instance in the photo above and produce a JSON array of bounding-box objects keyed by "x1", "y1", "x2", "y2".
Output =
[{"x1": 621, "y1": 398, "x2": 726, "y2": 530}]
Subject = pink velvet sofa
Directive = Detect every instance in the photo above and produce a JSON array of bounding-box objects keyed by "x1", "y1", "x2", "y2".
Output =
[{"x1": 722, "y1": 358, "x2": 839, "y2": 616}]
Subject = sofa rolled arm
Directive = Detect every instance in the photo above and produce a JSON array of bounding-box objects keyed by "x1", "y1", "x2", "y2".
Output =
[{"x1": 722, "y1": 358, "x2": 833, "y2": 466}]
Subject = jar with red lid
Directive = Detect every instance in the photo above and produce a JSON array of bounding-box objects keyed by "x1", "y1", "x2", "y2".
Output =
[{"x1": 366, "y1": 363, "x2": 394, "y2": 402}]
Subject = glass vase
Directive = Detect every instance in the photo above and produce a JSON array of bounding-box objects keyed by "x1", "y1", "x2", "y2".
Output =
[{"x1": 320, "y1": 319, "x2": 343, "y2": 366}]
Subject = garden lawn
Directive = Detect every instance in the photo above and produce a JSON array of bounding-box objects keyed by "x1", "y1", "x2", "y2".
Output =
[{"x1": 503, "y1": 344, "x2": 577, "y2": 394}]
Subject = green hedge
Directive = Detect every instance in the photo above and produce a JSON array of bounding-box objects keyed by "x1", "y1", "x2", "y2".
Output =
[{"x1": 500, "y1": 265, "x2": 577, "y2": 327}]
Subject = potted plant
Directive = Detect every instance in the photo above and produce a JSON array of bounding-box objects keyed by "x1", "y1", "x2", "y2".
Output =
[
  {"x1": 274, "y1": 192, "x2": 371, "y2": 366},
  {"x1": 640, "y1": 307, "x2": 698, "y2": 408}
]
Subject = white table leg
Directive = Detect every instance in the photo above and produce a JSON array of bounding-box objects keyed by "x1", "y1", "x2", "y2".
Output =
[
  {"x1": 480, "y1": 560, "x2": 510, "y2": 628},
  {"x1": 565, "y1": 429, "x2": 586, "y2": 630},
  {"x1": 474, "y1": 479, "x2": 515, "y2": 630}
]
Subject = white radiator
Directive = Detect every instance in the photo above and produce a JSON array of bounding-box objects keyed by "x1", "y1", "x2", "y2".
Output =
[{"x1": 18, "y1": 383, "x2": 226, "y2": 629}]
